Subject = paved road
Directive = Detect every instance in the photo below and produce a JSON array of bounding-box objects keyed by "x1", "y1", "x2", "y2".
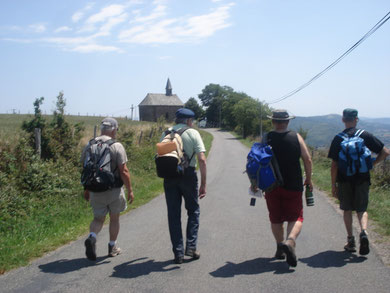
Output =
[{"x1": 1, "y1": 129, "x2": 390, "y2": 293}]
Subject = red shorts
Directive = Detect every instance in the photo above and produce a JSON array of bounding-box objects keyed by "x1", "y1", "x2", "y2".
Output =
[{"x1": 265, "y1": 187, "x2": 303, "y2": 223}]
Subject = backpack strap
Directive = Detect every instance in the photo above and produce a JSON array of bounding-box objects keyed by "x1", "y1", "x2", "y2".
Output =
[
  {"x1": 337, "y1": 132, "x2": 348, "y2": 140},
  {"x1": 261, "y1": 132, "x2": 269, "y2": 144},
  {"x1": 105, "y1": 138, "x2": 117, "y2": 146},
  {"x1": 176, "y1": 126, "x2": 190, "y2": 136},
  {"x1": 175, "y1": 126, "x2": 195, "y2": 161},
  {"x1": 355, "y1": 129, "x2": 364, "y2": 137}
]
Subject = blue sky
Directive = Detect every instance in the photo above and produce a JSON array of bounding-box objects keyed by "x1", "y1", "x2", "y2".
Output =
[{"x1": 1, "y1": 0, "x2": 389, "y2": 118}]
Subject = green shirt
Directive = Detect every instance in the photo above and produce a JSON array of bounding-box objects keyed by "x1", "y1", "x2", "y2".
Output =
[{"x1": 161, "y1": 124, "x2": 206, "y2": 167}]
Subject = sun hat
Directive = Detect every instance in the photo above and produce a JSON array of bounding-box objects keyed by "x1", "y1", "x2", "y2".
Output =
[{"x1": 267, "y1": 109, "x2": 295, "y2": 120}]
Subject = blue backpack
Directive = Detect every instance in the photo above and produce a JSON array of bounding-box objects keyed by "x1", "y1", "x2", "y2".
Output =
[
  {"x1": 246, "y1": 134, "x2": 283, "y2": 193},
  {"x1": 337, "y1": 129, "x2": 373, "y2": 176}
]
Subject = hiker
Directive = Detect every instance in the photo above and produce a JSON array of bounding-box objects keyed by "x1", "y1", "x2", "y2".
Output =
[
  {"x1": 81, "y1": 117, "x2": 134, "y2": 261},
  {"x1": 160, "y1": 108, "x2": 207, "y2": 264},
  {"x1": 328, "y1": 108, "x2": 389, "y2": 255},
  {"x1": 263, "y1": 110, "x2": 313, "y2": 267}
]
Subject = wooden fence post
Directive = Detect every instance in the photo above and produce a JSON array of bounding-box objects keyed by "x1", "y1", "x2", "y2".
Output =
[
  {"x1": 34, "y1": 128, "x2": 41, "y2": 158},
  {"x1": 94, "y1": 125, "x2": 97, "y2": 138},
  {"x1": 139, "y1": 131, "x2": 143, "y2": 145}
]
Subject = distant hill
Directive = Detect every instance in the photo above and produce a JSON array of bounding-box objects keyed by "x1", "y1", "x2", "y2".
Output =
[{"x1": 289, "y1": 114, "x2": 390, "y2": 148}]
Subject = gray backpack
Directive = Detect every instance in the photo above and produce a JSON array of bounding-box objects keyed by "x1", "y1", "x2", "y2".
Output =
[{"x1": 81, "y1": 138, "x2": 123, "y2": 192}]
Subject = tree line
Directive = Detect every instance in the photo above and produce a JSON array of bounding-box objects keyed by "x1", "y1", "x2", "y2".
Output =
[{"x1": 184, "y1": 84, "x2": 273, "y2": 138}]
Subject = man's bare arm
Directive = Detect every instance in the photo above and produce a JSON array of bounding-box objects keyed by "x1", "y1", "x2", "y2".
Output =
[
  {"x1": 298, "y1": 133, "x2": 313, "y2": 191},
  {"x1": 373, "y1": 147, "x2": 390, "y2": 166},
  {"x1": 118, "y1": 163, "x2": 134, "y2": 204},
  {"x1": 197, "y1": 152, "x2": 207, "y2": 199}
]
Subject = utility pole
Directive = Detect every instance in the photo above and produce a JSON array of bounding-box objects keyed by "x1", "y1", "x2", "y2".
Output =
[
  {"x1": 130, "y1": 104, "x2": 134, "y2": 120},
  {"x1": 260, "y1": 102, "x2": 263, "y2": 138}
]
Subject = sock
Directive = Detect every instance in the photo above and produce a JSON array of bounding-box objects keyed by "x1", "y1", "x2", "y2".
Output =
[
  {"x1": 89, "y1": 232, "x2": 97, "y2": 239},
  {"x1": 109, "y1": 240, "x2": 116, "y2": 246}
]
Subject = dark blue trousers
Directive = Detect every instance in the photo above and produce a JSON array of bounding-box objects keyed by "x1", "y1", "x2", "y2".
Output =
[{"x1": 163, "y1": 167, "x2": 200, "y2": 257}]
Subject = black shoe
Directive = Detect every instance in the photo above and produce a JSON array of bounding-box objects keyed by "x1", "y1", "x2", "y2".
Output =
[
  {"x1": 359, "y1": 231, "x2": 370, "y2": 255},
  {"x1": 281, "y1": 238, "x2": 297, "y2": 267},
  {"x1": 174, "y1": 256, "x2": 183, "y2": 264},
  {"x1": 275, "y1": 243, "x2": 286, "y2": 260},
  {"x1": 344, "y1": 236, "x2": 357, "y2": 253},
  {"x1": 85, "y1": 236, "x2": 97, "y2": 261},
  {"x1": 185, "y1": 248, "x2": 200, "y2": 260}
]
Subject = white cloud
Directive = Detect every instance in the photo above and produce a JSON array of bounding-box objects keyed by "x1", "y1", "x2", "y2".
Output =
[
  {"x1": 132, "y1": 4, "x2": 166, "y2": 23},
  {"x1": 1, "y1": 38, "x2": 33, "y2": 44},
  {"x1": 119, "y1": 3, "x2": 234, "y2": 44},
  {"x1": 29, "y1": 24, "x2": 46, "y2": 33},
  {"x1": 79, "y1": 4, "x2": 127, "y2": 33},
  {"x1": 54, "y1": 26, "x2": 72, "y2": 33},
  {"x1": 72, "y1": 2, "x2": 95, "y2": 23},
  {"x1": 98, "y1": 13, "x2": 128, "y2": 36},
  {"x1": 72, "y1": 12, "x2": 84, "y2": 23},
  {"x1": 180, "y1": 4, "x2": 233, "y2": 38},
  {"x1": 87, "y1": 4, "x2": 126, "y2": 24},
  {"x1": 71, "y1": 44, "x2": 123, "y2": 53}
]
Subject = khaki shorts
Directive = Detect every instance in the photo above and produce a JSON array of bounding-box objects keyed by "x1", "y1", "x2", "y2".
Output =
[{"x1": 90, "y1": 188, "x2": 127, "y2": 218}]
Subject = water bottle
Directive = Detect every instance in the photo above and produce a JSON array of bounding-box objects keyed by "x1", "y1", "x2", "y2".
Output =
[{"x1": 305, "y1": 185, "x2": 314, "y2": 206}]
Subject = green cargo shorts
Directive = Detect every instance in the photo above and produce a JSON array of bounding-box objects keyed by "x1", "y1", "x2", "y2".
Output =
[{"x1": 338, "y1": 181, "x2": 369, "y2": 212}]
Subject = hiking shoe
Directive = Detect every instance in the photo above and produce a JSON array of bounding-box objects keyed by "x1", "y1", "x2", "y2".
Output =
[
  {"x1": 359, "y1": 231, "x2": 370, "y2": 256},
  {"x1": 108, "y1": 244, "x2": 122, "y2": 257},
  {"x1": 185, "y1": 248, "x2": 200, "y2": 260},
  {"x1": 281, "y1": 238, "x2": 297, "y2": 267},
  {"x1": 174, "y1": 256, "x2": 184, "y2": 264},
  {"x1": 275, "y1": 243, "x2": 286, "y2": 260},
  {"x1": 344, "y1": 236, "x2": 356, "y2": 253},
  {"x1": 85, "y1": 236, "x2": 97, "y2": 261}
]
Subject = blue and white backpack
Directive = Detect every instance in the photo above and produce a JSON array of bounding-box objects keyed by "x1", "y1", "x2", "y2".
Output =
[
  {"x1": 337, "y1": 129, "x2": 373, "y2": 176},
  {"x1": 246, "y1": 134, "x2": 283, "y2": 193}
]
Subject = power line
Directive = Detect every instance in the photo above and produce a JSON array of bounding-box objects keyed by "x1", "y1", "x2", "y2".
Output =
[{"x1": 268, "y1": 10, "x2": 390, "y2": 105}]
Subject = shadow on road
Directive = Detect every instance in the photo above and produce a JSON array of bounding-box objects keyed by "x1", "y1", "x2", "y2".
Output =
[
  {"x1": 39, "y1": 256, "x2": 110, "y2": 274},
  {"x1": 111, "y1": 257, "x2": 180, "y2": 279},
  {"x1": 210, "y1": 257, "x2": 294, "y2": 278},
  {"x1": 299, "y1": 250, "x2": 366, "y2": 268}
]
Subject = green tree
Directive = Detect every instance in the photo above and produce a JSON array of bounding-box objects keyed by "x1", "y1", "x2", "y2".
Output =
[
  {"x1": 198, "y1": 84, "x2": 229, "y2": 107},
  {"x1": 184, "y1": 97, "x2": 205, "y2": 119},
  {"x1": 48, "y1": 91, "x2": 84, "y2": 162},
  {"x1": 221, "y1": 92, "x2": 248, "y2": 129},
  {"x1": 233, "y1": 97, "x2": 261, "y2": 138},
  {"x1": 21, "y1": 97, "x2": 46, "y2": 133},
  {"x1": 21, "y1": 97, "x2": 51, "y2": 158}
]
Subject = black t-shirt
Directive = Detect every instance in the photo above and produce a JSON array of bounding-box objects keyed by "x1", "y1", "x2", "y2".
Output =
[
  {"x1": 328, "y1": 127, "x2": 384, "y2": 183},
  {"x1": 267, "y1": 131, "x2": 303, "y2": 191}
]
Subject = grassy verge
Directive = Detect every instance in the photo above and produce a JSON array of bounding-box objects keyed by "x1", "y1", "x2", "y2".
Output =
[{"x1": 0, "y1": 125, "x2": 213, "y2": 274}]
